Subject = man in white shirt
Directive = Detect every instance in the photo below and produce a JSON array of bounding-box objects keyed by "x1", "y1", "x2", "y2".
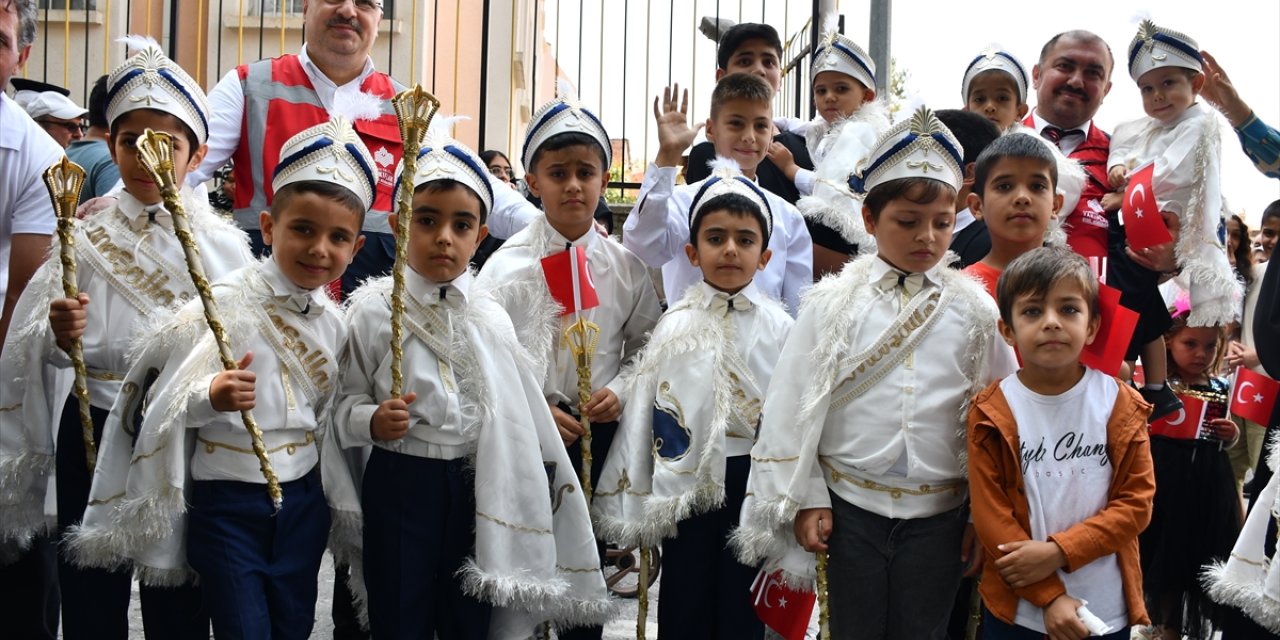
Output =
[{"x1": 0, "y1": 1, "x2": 61, "y2": 635}]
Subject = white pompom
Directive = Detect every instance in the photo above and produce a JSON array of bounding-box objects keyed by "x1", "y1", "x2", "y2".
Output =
[
  {"x1": 117, "y1": 34, "x2": 162, "y2": 55},
  {"x1": 331, "y1": 90, "x2": 382, "y2": 123},
  {"x1": 705, "y1": 155, "x2": 744, "y2": 180}
]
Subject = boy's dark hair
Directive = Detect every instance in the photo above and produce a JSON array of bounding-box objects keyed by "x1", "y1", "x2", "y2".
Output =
[
  {"x1": 1262, "y1": 199, "x2": 1280, "y2": 225},
  {"x1": 109, "y1": 108, "x2": 200, "y2": 153},
  {"x1": 709, "y1": 72, "x2": 773, "y2": 118},
  {"x1": 526, "y1": 131, "x2": 608, "y2": 174},
  {"x1": 863, "y1": 177, "x2": 956, "y2": 221},
  {"x1": 971, "y1": 133, "x2": 1058, "y2": 198},
  {"x1": 87, "y1": 75, "x2": 109, "y2": 129},
  {"x1": 413, "y1": 178, "x2": 488, "y2": 224},
  {"x1": 935, "y1": 109, "x2": 1001, "y2": 166},
  {"x1": 689, "y1": 192, "x2": 770, "y2": 247},
  {"x1": 270, "y1": 181, "x2": 367, "y2": 229},
  {"x1": 716, "y1": 23, "x2": 782, "y2": 70},
  {"x1": 996, "y1": 246, "x2": 1098, "y2": 326}
]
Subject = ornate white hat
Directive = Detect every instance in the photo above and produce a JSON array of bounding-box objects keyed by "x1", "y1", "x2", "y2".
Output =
[
  {"x1": 811, "y1": 23, "x2": 876, "y2": 91},
  {"x1": 688, "y1": 156, "x2": 772, "y2": 236},
  {"x1": 521, "y1": 82, "x2": 611, "y2": 172},
  {"x1": 847, "y1": 106, "x2": 964, "y2": 195},
  {"x1": 961, "y1": 46, "x2": 1028, "y2": 104},
  {"x1": 399, "y1": 117, "x2": 495, "y2": 217},
  {"x1": 271, "y1": 116, "x2": 377, "y2": 212},
  {"x1": 105, "y1": 37, "x2": 210, "y2": 144},
  {"x1": 1127, "y1": 20, "x2": 1203, "y2": 82}
]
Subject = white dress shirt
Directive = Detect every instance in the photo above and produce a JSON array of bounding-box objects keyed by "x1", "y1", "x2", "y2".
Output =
[
  {"x1": 336, "y1": 269, "x2": 480, "y2": 459},
  {"x1": 692, "y1": 280, "x2": 794, "y2": 456},
  {"x1": 0, "y1": 93, "x2": 62, "y2": 305},
  {"x1": 623, "y1": 163, "x2": 813, "y2": 314},
  {"x1": 45, "y1": 191, "x2": 254, "y2": 408},
  {"x1": 1030, "y1": 112, "x2": 1092, "y2": 156},
  {"x1": 477, "y1": 216, "x2": 661, "y2": 412},
  {"x1": 777, "y1": 257, "x2": 1012, "y2": 518},
  {"x1": 186, "y1": 258, "x2": 343, "y2": 483}
]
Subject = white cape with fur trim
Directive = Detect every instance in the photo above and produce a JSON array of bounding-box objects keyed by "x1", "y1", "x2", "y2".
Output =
[
  {"x1": 63, "y1": 261, "x2": 342, "y2": 586},
  {"x1": 592, "y1": 284, "x2": 791, "y2": 548},
  {"x1": 336, "y1": 276, "x2": 614, "y2": 636},
  {"x1": 797, "y1": 101, "x2": 891, "y2": 254},
  {"x1": 732, "y1": 254, "x2": 1000, "y2": 585},
  {"x1": 1203, "y1": 431, "x2": 1280, "y2": 632},
  {"x1": 0, "y1": 190, "x2": 249, "y2": 559},
  {"x1": 1108, "y1": 105, "x2": 1242, "y2": 326}
]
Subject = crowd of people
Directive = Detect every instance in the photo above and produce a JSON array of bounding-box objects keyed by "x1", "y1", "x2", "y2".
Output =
[{"x1": 1, "y1": 0, "x2": 1279, "y2": 638}]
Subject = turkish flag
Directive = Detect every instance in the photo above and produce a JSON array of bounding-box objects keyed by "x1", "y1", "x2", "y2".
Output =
[
  {"x1": 1230, "y1": 368, "x2": 1280, "y2": 425},
  {"x1": 1120, "y1": 162, "x2": 1173, "y2": 250},
  {"x1": 1080, "y1": 283, "x2": 1140, "y2": 377},
  {"x1": 540, "y1": 245, "x2": 599, "y2": 315},
  {"x1": 751, "y1": 569, "x2": 815, "y2": 640},
  {"x1": 1149, "y1": 394, "x2": 1207, "y2": 439}
]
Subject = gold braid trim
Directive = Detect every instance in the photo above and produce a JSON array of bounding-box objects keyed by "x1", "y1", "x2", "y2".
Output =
[
  {"x1": 197, "y1": 431, "x2": 315, "y2": 456},
  {"x1": 820, "y1": 459, "x2": 963, "y2": 500},
  {"x1": 476, "y1": 510, "x2": 552, "y2": 535}
]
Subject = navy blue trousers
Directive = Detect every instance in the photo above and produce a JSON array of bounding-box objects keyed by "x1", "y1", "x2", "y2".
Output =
[
  {"x1": 56, "y1": 395, "x2": 209, "y2": 640},
  {"x1": 658, "y1": 454, "x2": 763, "y2": 640},
  {"x1": 361, "y1": 448, "x2": 491, "y2": 640},
  {"x1": 559, "y1": 417, "x2": 618, "y2": 640},
  {"x1": 187, "y1": 465, "x2": 329, "y2": 640}
]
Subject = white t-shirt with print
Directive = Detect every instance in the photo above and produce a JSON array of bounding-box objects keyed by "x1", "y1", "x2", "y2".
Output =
[{"x1": 1004, "y1": 367, "x2": 1127, "y2": 634}]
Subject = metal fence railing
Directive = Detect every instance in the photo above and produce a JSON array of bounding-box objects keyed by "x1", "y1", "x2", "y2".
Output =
[{"x1": 17, "y1": 0, "x2": 829, "y2": 200}]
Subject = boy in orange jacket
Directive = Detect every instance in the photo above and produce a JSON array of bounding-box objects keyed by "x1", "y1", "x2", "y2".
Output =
[{"x1": 968, "y1": 246, "x2": 1155, "y2": 639}]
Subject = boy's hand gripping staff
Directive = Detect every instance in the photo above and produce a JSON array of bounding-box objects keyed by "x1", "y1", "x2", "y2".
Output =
[
  {"x1": 43, "y1": 157, "x2": 94, "y2": 472},
  {"x1": 134, "y1": 129, "x2": 284, "y2": 511},
  {"x1": 388, "y1": 86, "x2": 441, "y2": 399}
]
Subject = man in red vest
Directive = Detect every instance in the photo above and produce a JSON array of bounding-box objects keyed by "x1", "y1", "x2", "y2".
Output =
[
  {"x1": 189, "y1": 0, "x2": 536, "y2": 298},
  {"x1": 1025, "y1": 30, "x2": 1183, "y2": 417}
]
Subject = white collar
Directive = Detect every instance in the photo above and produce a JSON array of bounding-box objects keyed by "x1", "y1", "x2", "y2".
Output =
[
  {"x1": 1030, "y1": 111, "x2": 1091, "y2": 137},
  {"x1": 545, "y1": 224, "x2": 598, "y2": 252},
  {"x1": 261, "y1": 255, "x2": 321, "y2": 299},
  {"x1": 406, "y1": 267, "x2": 473, "y2": 305},
  {"x1": 115, "y1": 190, "x2": 168, "y2": 226},
  {"x1": 697, "y1": 279, "x2": 763, "y2": 310},
  {"x1": 1157, "y1": 101, "x2": 1206, "y2": 129},
  {"x1": 298, "y1": 44, "x2": 376, "y2": 90},
  {"x1": 954, "y1": 207, "x2": 976, "y2": 233},
  {"x1": 868, "y1": 255, "x2": 942, "y2": 288}
]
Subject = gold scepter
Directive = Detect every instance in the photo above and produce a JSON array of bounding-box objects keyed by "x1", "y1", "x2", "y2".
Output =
[
  {"x1": 817, "y1": 549, "x2": 831, "y2": 640},
  {"x1": 134, "y1": 129, "x2": 283, "y2": 511},
  {"x1": 564, "y1": 315, "x2": 600, "y2": 501},
  {"x1": 43, "y1": 158, "x2": 94, "y2": 472},
  {"x1": 388, "y1": 86, "x2": 441, "y2": 399}
]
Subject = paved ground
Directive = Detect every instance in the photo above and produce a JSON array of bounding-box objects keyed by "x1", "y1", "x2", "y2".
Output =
[{"x1": 121, "y1": 552, "x2": 658, "y2": 639}]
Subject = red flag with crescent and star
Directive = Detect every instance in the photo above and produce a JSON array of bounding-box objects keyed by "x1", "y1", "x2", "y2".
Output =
[
  {"x1": 751, "y1": 569, "x2": 815, "y2": 640},
  {"x1": 1120, "y1": 162, "x2": 1173, "y2": 250},
  {"x1": 540, "y1": 245, "x2": 599, "y2": 316},
  {"x1": 1230, "y1": 368, "x2": 1280, "y2": 425},
  {"x1": 1149, "y1": 394, "x2": 1208, "y2": 439}
]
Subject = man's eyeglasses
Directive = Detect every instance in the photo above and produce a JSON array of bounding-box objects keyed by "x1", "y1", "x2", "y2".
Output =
[{"x1": 37, "y1": 119, "x2": 88, "y2": 134}]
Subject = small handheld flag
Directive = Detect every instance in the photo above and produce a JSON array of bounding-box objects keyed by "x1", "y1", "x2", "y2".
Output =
[
  {"x1": 1230, "y1": 368, "x2": 1279, "y2": 425},
  {"x1": 1120, "y1": 162, "x2": 1173, "y2": 250}
]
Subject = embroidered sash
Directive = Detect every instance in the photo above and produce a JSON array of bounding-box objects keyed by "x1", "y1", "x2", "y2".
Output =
[
  {"x1": 828, "y1": 286, "x2": 951, "y2": 410},
  {"x1": 75, "y1": 211, "x2": 191, "y2": 314}
]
